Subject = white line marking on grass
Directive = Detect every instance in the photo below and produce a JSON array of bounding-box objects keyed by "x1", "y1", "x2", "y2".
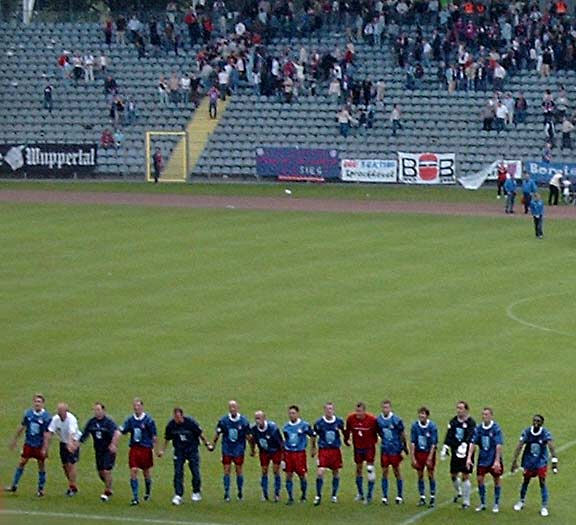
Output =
[
  {"x1": 506, "y1": 293, "x2": 574, "y2": 337},
  {"x1": 399, "y1": 439, "x2": 576, "y2": 525},
  {"x1": 0, "y1": 509, "x2": 226, "y2": 525}
]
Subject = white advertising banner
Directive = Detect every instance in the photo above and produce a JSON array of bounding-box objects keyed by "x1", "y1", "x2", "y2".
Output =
[
  {"x1": 340, "y1": 159, "x2": 397, "y2": 183},
  {"x1": 398, "y1": 152, "x2": 456, "y2": 185}
]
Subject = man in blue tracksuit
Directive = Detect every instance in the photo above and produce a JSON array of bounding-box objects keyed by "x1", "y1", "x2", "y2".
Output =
[
  {"x1": 504, "y1": 176, "x2": 517, "y2": 214},
  {"x1": 530, "y1": 193, "x2": 544, "y2": 239},
  {"x1": 522, "y1": 173, "x2": 537, "y2": 214}
]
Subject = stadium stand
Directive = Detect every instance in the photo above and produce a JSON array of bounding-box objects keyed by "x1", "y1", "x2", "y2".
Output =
[{"x1": 0, "y1": 1, "x2": 575, "y2": 179}]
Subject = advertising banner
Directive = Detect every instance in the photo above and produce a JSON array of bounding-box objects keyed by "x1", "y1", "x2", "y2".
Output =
[
  {"x1": 256, "y1": 147, "x2": 340, "y2": 181},
  {"x1": 340, "y1": 159, "x2": 397, "y2": 183},
  {"x1": 398, "y1": 152, "x2": 456, "y2": 184},
  {"x1": 525, "y1": 160, "x2": 576, "y2": 184},
  {"x1": 0, "y1": 144, "x2": 97, "y2": 178}
]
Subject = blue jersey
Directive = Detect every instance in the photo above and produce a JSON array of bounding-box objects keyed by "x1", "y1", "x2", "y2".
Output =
[
  {"x1": 80, "y1": 416, "x2": 117, "y2": 452},
  {"x1": 520, "y1": 426, "x2": 552, "y2": 470},
  {"x1": 314, "y1": 416, "x2": 344, "y2": 450},
  {"x1": 504, "y1": 178, "x2": 517, "y2": 194},
  {"x1": 410, "y1": 420, "x2": 438, "y2": 453},
  {"x1": 377, "y1": 413, "x2": 405, "y2": 455},
  {"x1": 250, "y1": 421, "x2": 283, "y2": 453},
  {"x1": 216, "y1": 414, "x2": 250, "y2": 457},
  {"x1": 472, "y1": 421, "x2": 504, "y2": 467},
  {"x1": 522, "y1": 179, "x2": 537, "y2": 194},
  {"x1": 283, "y1": 419, "x2": 315, "y2": 452},
  {"x1": 120, "y1": 413, "x2": 157, "y2": 449},
  {"x1": 21, "y1": 409, "x2": 51, "y2": 448},
  {"x1": 530, "y1": 199, "x2": 544, "y2": 217}
]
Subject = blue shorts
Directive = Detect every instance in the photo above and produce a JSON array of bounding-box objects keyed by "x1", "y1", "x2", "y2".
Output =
[{"x1": 95, "y1": 450, "x2": 116, "y2": 471}]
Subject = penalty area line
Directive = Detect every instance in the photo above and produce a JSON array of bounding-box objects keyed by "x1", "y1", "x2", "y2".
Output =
[
  {"x1": 0, "y1": 509, "x2": 226, "y2": 525},
  {"x1": 399, "y1": 439, "x2": 576, "y2": 525}
]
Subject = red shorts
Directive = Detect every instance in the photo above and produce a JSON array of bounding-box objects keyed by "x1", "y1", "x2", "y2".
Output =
[
  {"x1": 222, "y1": 455, "x2": 244, "y2": 466},
  {"x1": 22, "y1": 444, "x2": 44, "y2": 461},
  {"x1": 259, "y1": 450, "x2": 282, "y2": 467},
  {"x1": 129, "y1": 445, "x2": 153, "y2": 470},
  {"x1": 524, "y1": 466, "x2": 547, "y2": 479},
  {"x1": 413, "y1": 451, "x2": 436, "y2": 472},
  {"x1": 284, "y1": 451, "x2": 307, "y2": 476},
  {"x1": 354, "y1": 446, "x2": 376, "y2": 465},
  {"x1": 318, "y1": 448, "x2": 343, "y2": 470},
  {"x1": 477, "y1": 463, "x2": 504, "y2": 477},
  {"x1": 381, "y1": 453, "x2": 403, "y2": 468}
]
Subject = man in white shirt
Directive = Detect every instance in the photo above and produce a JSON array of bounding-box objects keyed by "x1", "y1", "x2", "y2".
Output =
[
  {"x1": 495, "y1": 102, "x2": 508, "y2": 133},
  {"x1": 43, "y1": 403, "x2": 82, "y2": 496},
  {"x1": 84, "y1": 53, "x2": 94, "y2": 82}
]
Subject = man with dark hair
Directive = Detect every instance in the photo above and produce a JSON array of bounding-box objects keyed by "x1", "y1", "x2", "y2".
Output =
[
  {"x1": 511, "y1": 414, "x2": 557, "y2": 517},
  {"x1": 410, "y1": 406, "x2": 438, "y2": 508},
  {"x1": 159, "y1": 407, "x2": 211, "y2": 505},
  {"x1": 152, "y1": 148, "x2": 163, "y2": 184},
  {"x1": 79, "y1": 402, "x2": 119, "y2": 501},
  {"x1": 440, "y1": 401, "x2": 476, "y2": 509},
  {"x1": 5, "y1": 394, "x2": 51, "y2": 496}
]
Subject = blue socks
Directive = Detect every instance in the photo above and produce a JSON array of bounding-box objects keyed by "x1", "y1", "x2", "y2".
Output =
[
  {"x1": 286, "y1": 479, "x2": 294, "y2": 500},
  {"x1": 479, "y1": 484, "x2": 486, "y2": 504},
  {"x1": 144, "y1": 478, "x2": 152, "y2": 496},
  {"x1": 274, "y1": 474, "x2": 281, "y2": 498},
  {"x1": 494, "y1": 485, "x2": 501, "y2": 505},
  {"x1": 12, "y1": 467, "x2": 24, "y2": 488},
  {"x1": 520, "y1": 480, "x2": 529, "y2": 500},
  {"x1": 397, "y1": 478, "x2": 404, "y2": 498},
  {"x1": 261, "y1": 475, "x2": 269, "y2": 499},
  {"x1": 367, "y1": 479, "x2": 375, "y2": 500},
  {"x1": 316, "y1": 477, "x2": 323, "y2": 498},
  {"x1": 223, "y1": 474, "x2": 231, "y2": 497},
  {"x1": 355, "y1": 476, "x2": 364, "y2": 497},
  {"x1": 300, "y1": 478, "x2": 307, "y2": 499},
  {"x1": 331, "y1": 477, "x2": 340, "y2": 498},
  {"x1": 430, "y1": 479, "x2": 436, "y2": 496},
  {"x1": 130, "y1": 478, "x2": 138, "y2": 500},
  {"x1": 237, "y1": 474, "x2": 244, "y2": 497},
  {"x1": 540, "y1": 482, "x2": 548, "y2": 506},
  {"x1": 382, "y1": 478, "x2": 389, "y2": 498},
  {"x1": 38, "y1": 471, "x2": 46, "y2": 490},
  {"x1": 418, "y1": 479, "x2": 425, "y2": 497}
]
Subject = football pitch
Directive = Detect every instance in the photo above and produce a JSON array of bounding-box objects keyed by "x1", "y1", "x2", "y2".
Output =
[{"x1": 1, "y1": 192, "x2": 575, "y2": 525}]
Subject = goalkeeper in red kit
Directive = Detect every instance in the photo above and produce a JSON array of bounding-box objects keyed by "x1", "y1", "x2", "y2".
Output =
[{"x1": 344, "y1": 402, "x2": 379, "y2": 504}]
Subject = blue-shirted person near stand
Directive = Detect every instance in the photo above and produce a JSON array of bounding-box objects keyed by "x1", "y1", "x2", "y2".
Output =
[
  {"x1": 504, "y1": 175, "x2": 517, "y2": 214},
  {"x1": 530, "y1": 193, "x2": 545, "y2": 239},
  {"x1": 522, "y1": 173, "x2": 538, "y2": 214}
]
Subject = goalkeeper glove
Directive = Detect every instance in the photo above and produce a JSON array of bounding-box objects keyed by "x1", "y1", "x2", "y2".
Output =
[
  {"x1": 440, "y1": 444, "x2": 450, "y2": 461},
  {"x1": 552, "y1": 457, "x2": 558, "y2": 474}
]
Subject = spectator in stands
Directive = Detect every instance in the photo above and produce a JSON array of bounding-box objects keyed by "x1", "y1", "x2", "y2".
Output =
[
  {"x1": 337, "y1": 105, "x2": 352, "y2": 137},
  {"x1": 556, "y1": 86, "x2": 569, "y2": 120},
  {"x1": 208, "y1": 85, "x2": 220, "y2": 119},
  {"x1": 166, "y1": 1, "x2": 178, "y2": 24},
  {"x1": 561, "y1": 116, "x2": 574, "y2": 150},
  {"x1": 126, "y1": 97, "x2": 137, "y2": 124},
  {"x1": 110, "y1": 96, "x2": 124, "y2": 126},
  {"x1": 217, "y1": 67, "x2": 229, "y2": 100},
  {"x1": 43, "y1": 81, "x2": 53, "y2": 113},
  {"x1": 71, "y1": 52, "x2": 84, "y2": 85},
  {"x1": 493, "y1": 63, "x2": 506, "y2": 91},
  {"x1": 390, "y1": 104, "x2": 402, "y2": 136},
  {"x1": 185, "y1": 10, "x2": 200, "y2": 47},
  {"x1": 375, "y1": 78, "x2": 385, "y2": 107},
  {"x1": 83, "y1": 53, "x2": 94, "y2": 82},
  {"x1": 100, "y1": 129, "x2": 114, "y2": 149},
  {"x1": 169, "y1": 72, "x2": 180, "y2": 105},
  {"x1": 283, "y1": 76, "x2": 294, "y2": 103},
  {"x1": 158, "y1": 76, "x2": 169, "y2": 106},
  {"x1": 328, "y1": 77, "x2": 341, "y2": 101},
  {"x1": 149, "y1": 18, "x2": 162, "y2": 52},
  {"x1": 116, "y1": 15, "x2": 127, "y2": 45},
  {"x1": 542, "y1": 142, "x2": 553, "y2": 164},
  {"x1": 113, "y1": 128, "x2": 124, "y2": 149},
  {"x1": 57, "y1": 51, "x2": 71, "y2": 81},
  {"x1": 544, "y1": 120, "x2": 556, "y2": 148},
  {"x1": 135, "y1": 32, "x2": 146, "y2": 59},
  {"x1": 541, "y1": 46, "x2": 553, "y2": 77},
  {"x1": 502, "y1": 93, "x2": 514, "y2": 126},
  {"x1": 542, "y1": 90, "x2": 555, "y2": 123},
  {"x1": 128, "y1": 15, "x2": 142, "y2": 43},
  {"x1": 97, "y1": 53, "x2": 108, "y2": 76},
  {"x1": 180, "y1": 73, "x2": 191, "y2": 104},
  {"x1": 190, "y1": 74, "x2": 200, "y2": 107},
  {"x1": 104, "y1": 75, "x2": 118, "y2": 97},
  {"x1": 494, "y1": 101, "x2": 508, "y2": 133},
  {"x1": 482, "y1": 102, "x2": 494, "y2": 131},
  {"x1": 103, "y1": 17, "x2": 113, "y2": 47},
  {"x1": 475, "y1": 59, "x2": 487, "y2": 91},
  {"x1": 548, "y1": 172, "x2": 562, "y2": 205},
  {"x1": 514, "y1": 92, "x2": 528, "y2": 124}
]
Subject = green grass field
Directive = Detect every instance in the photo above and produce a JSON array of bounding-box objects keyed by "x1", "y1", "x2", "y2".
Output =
[{"x1": 1, "y1": 195, "x2": 575, "y2": 525}]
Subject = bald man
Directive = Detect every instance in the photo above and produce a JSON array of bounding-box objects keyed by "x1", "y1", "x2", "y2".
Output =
[
  {"x1": 212, "y1": 400, "x2": 250, "y2": 501},
  {"x1": 249, "y1": 411, "x2": 284, "y2": 502},
  {"x1": 43, "y1": 403, "x2": 82, "y2": 496}
]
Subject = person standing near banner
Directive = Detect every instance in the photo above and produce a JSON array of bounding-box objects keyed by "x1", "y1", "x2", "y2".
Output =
[
  {"x1": 548, "y1": 172, "x2": 562, "y2": 205},
  {"x1": 496, "y1": 162, "x2": 507, "y2": 199},
  {"x1": 521, "y1": 173, "x2": 537, "y2": 214},
  {"x1": 530, "y1": 193, "x2": 544, "y2": 239},
  {"x1": 504, "y1": 175, "x2": 517, "y2": 214}
]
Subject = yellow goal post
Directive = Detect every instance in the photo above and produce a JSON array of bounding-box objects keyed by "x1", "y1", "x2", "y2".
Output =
[{"x1": 145, "y1": 130, "x2": 188, "y2": 183}]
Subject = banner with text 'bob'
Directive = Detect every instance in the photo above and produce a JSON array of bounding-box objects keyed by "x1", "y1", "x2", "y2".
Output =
[
  {"x1": 398, "y1": 152, "x2": 456, "y2": 184},
  {"x1": 340, "y1": 159, "x2": 397, "y2": 183}
]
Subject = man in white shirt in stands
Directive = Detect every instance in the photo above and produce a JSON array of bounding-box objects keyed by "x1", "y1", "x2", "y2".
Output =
[
  {"x1": 494, "y1": 101, "x2": 509, "y2": 134},
  {"x1": 43, "y1": 403, "x2": 82, "y2": 496}
]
